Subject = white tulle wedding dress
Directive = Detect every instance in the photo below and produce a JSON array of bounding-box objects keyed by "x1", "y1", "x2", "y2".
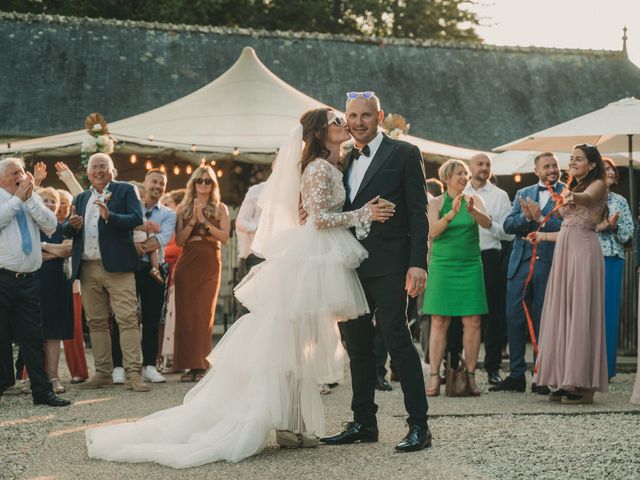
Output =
[{"x1": 85, "y1": 156, "x2": 373, "y2": 468}]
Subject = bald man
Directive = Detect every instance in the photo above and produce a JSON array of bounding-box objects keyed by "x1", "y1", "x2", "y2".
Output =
[{"x1": 464, "y1": 154, "x2": 514, "y2": 385}]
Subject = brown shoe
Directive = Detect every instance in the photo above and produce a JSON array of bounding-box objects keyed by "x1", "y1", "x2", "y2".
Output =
[
  {"x1": 75, "y1": 373, "x2": 113, "y2": 389},
  {"x1": 125, "y1": 373, "x2": 151, "y2": 392}
]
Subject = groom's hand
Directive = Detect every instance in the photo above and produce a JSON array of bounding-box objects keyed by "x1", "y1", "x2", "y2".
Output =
[{"x1": 406, "y1": 267, "x2": 427, "y2": 298}]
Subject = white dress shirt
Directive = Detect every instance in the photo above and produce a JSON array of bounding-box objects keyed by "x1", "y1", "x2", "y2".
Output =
[
  {"x1": 464, "y1": 181, "x2": 514, "y2": 251},
  {"x1": 83, "y1": 184, "x2": 111, "y2": 260},
  {"x1": 236, "y1": 182, "x2": 265, "y2": 259},
  {"x1": 0, "y1": 188, "x2": 57, "y2": 272},
  {"x1": 348, "y1": 131, "x2": 384, "y2": 202},
  {"x1": 537, "y1": 180, "x2": 554, "y2": 209}
]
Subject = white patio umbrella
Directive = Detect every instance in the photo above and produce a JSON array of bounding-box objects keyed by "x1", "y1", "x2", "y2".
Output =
[{"x1": 495, "y1": 97, "x2": 640, "y2": 215}]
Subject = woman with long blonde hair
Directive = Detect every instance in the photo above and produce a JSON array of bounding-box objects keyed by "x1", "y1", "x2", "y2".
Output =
[{"x1": 173, "y1": 165, "x2": 230, "y2": 382}]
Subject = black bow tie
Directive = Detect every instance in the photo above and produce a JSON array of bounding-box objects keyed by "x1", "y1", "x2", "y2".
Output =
[
  {"x1": 352, "y1": 145, "x2": 371, "y2": 160},
  {"x1": 537, "y1": 185, "x2": 549, "y2": 191}
]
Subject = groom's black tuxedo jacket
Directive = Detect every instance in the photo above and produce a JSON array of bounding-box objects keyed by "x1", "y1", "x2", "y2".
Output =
[{"x1": 343, "y1": 134, "x2": 429, "y2": 278}]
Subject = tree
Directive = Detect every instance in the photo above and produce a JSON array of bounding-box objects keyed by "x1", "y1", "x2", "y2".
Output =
[{"x1": 4, "y1": 0, "x2": 482, "y2": 42}]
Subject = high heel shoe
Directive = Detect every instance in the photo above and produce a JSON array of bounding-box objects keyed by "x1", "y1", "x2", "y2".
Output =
[
  {"x1": 426, "y1": 373, "x2": 441, "y2": 397},
  {"x1": 50, "y1": 378, "x2": 66, "y2": 394},
  {"x1": 467, "y1": 371, "x2": 480, "y2": 397}
]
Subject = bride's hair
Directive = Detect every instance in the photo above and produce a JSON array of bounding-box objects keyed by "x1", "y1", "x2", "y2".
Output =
[{"x1": 300, "y1": 108, "x2": 331, "y2": 173}]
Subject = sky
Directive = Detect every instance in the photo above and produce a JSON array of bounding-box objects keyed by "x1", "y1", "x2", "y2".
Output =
[{"x1": 467, "y1": 0, "x2": 640, "y2": 66}]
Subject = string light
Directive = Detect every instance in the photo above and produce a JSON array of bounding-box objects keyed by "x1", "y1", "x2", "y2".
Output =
[
  {"x1": 173, "y1": 164, "x2": 180, "y2": 176},
  {"x1": 160, "y1": 162, "x2": 167, "y2": 174},
  {"x1": 210, "y1": 160, "x2": 216, "y2": 167},
  {"x1": 129, "y1": 154, "x2": 137, "y2": 164},
  {"x1": 185, "y1": 164, "x2": 193, "y2": 175},
  {"x1": 216, "y1": 169, "x2": 224, "y2": 178},
  {"x1": 190, "y1": 144, "x2": 197, "y2": 152},
  {"x1": 514, "y1": 173, "x2": 522, "y2": 183},
  {"x1": 232, "y1": 147, "x2": 240, "y2": 156},
  {"x1": 144, "y1": 159, "x2": 153, "y2": 170}
]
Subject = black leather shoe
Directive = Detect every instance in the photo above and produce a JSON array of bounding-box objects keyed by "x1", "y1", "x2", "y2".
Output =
[
  {"x1": 487, "y1": 370, "x2": 503, "y2": 385},
  {"x1": 488, "y1": 376, "x2": 526, "y2": 392},
  {"x1": 376, "y1": 375, "x2": 393, "y2": 391},
  {"x1": 320, "y1": 422, "x2": 379, "y2": 445},
  {"x1": 33, "y1": 391, "x2": 71, "y2": 407},
  {"x1": 531, "y1": 383, "x2": 551, "y2": 395},
  {"x1": 395, "y1": 424, "x2": 432, "y2": 452}
]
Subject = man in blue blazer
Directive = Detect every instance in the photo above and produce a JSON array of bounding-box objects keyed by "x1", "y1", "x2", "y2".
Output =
[
  {"x1": 490, "y1": 153, "x2": 564, "y2": 393},
  {"x1": 63, "y1": 153, "x2": 149, "y2": 392}
]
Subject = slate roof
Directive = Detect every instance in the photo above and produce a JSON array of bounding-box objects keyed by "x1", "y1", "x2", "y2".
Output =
[{"x1": 2, "y1": 11, "x2": 640, "y2": 150}]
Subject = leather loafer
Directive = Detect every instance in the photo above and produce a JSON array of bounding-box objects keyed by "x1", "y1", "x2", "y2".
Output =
[
  {"x1": 488, "y1": 376, "x2": 526, "y2": 392},
  {"x1": 487, "y1": 370, "x2": 503, "y2": 385},
  {"x1": 395, "y1": 424, "x2": 432, "y2": 452},
  {"x1": 531, "y1": 383, "x2": 551, "y2": 395},
  {"x1": 376, "y1": 375, "x2": 393, "y2": 392},
  {"x1": 320, "y1": 422, "x2": 378, "y2": 445},
  {"x1": 33, "y1": 391, "x2": 71, "y2": 407}
]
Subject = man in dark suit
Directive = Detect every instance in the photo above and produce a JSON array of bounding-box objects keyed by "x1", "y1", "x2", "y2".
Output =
[
  {"x1": 490, "y1": 152, "x2": 564, "y2": 393},
  {"x1": 321, "y1": 92, "x2": 430, "y2": 452},
  {"x1": 63, "y1": 153, "x2": 149, "y2": 392}
]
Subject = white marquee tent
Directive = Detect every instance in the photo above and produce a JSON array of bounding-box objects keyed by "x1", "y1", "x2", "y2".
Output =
[{"x1": 0, "y1": 47, "x2": 486, "y2": 163}]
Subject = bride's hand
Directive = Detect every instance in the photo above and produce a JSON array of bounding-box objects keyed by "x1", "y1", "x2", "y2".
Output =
[{"x1": 367, "y1": 196, "x2": 395, "y2": 223}]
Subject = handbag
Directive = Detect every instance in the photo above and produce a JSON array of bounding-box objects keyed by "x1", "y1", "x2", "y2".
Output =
[{"x1": 445, "y1": 353, "x2": 471, "y2": 397}]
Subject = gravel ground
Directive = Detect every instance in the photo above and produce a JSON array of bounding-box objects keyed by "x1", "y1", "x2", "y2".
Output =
[{"x1": 2, "y1": 354, "x2": 639, "y2": 480}]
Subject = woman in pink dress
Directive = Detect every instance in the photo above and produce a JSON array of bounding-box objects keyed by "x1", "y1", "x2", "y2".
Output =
[{"x1": 530, "y1": 144, "x2": 608, "y2": 405}]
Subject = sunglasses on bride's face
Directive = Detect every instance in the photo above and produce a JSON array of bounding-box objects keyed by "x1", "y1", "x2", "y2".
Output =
[
  {"x1": 327, "y1": 114, "x2": 345, "y2": 127},
  {"x1": 195, "y1": 178, "x2": 213, "y2": 186}
]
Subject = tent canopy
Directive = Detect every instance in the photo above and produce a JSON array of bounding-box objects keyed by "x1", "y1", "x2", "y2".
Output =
[{"x1": 1, "y1": 47, "x2": 486, "y2": 163}]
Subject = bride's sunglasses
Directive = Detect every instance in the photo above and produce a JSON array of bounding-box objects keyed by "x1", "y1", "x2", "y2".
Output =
[{"x1": 327, "y1": 115, "x2": 346, "y2": 127}]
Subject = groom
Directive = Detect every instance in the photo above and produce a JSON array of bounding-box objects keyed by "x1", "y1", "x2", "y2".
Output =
[{"x1": 321, "y1": 92, "x2": 431, "y2": 452}]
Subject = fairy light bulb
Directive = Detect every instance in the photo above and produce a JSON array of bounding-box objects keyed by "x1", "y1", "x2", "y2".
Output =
[
  {"x1": 160, "y1": 162, "x2": 167, "y2": 174},
  {"x1": 232, "y1": 147, "x2": 240, "y2": 156},
  {"x1": 173, "y1": 164, "x2": 180, "y2": 175},
  {"x1": 216, "y1": 169, "x2": 224, "y2": 178},
  {"x1": 145, "y1": 159, "x2": 153, "y2": 170},
  {"x1": 514, "y1": 173, "x2": 522, "y2": 183},
  {"x1": 185, "y1": 164, "x2": 193, "y2": 175},
  {"x1": 129, "y1": 154, "x2": 137, "y2": 164}
]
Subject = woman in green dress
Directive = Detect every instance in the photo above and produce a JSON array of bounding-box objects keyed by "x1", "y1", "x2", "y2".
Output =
[{"x1": 423, "y1": 159, "x2": 491, "y2": 396}]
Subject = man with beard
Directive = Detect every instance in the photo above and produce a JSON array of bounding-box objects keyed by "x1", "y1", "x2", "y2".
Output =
[
  {"x1": 111, "y1": 169, "x2": 176, "y2": 384},
  {"x1": 464, "y1": 154, "x2": 514, "y2": 386},
  {"x1": 490, "y1": 153, "x2": 564, "y2": 393}
]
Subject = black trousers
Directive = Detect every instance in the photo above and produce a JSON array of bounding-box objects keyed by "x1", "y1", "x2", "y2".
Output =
[
  {"x1": 344, "y1": 273, "x2": 428, "y2": 428},
  {"x1": 0, "y1": 271, "x2": 51, "y2": 397},
  {"x1": 481, "y1": 249, "x2": 504, "y2": 373},
  {"x1": 236, "y1": 254, "x2": 265, "y2": 319},
  {"x1": 113, "y1": 265, "x2": 165, "y2": 367}
]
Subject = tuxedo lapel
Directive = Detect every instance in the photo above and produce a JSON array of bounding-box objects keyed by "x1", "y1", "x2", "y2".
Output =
[
  {"x1": 343, "y1": 149, "x2": 355, "y2": 201},
  {"x1": 353, "y1": 137, "x2": 394, "y2": 202},
  {"x1": 77, "y1": 191, "x2": 91, "y2": 217}
]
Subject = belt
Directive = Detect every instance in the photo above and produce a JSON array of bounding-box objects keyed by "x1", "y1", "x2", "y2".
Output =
[{"x1": 0, "y1": 268, "x2": 34, "y2": 279}]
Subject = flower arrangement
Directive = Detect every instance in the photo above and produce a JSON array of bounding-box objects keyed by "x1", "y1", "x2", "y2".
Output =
[
  {"x1": 81, "y1": 112, "x2": 115, "y2": 169},
  {"x1": 381, "y1": 113, "x2": 410, "y2": 139}
]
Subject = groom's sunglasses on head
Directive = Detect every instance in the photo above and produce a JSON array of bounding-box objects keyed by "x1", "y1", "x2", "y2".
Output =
[{"x1": 346, "y1": 91, "x2": 376, "y2": 100}]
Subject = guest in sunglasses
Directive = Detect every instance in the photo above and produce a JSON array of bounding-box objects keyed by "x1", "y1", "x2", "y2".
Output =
[{"x1": 172, "y1": 166, "x2": 230, "y2": 382}]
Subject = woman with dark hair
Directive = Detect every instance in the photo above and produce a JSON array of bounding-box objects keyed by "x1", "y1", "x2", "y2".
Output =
[
  {"x1": 530, "y1": 144, "x2": 608, "y2": 404},
  {"x1": 597, "y1": 158, "x2": 634, "y2": 379},
  {"x1": 86, "y1": 108, "x2": 392, "y2": 466}
]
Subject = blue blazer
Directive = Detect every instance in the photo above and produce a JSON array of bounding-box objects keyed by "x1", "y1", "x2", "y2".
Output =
[
  {"x1": 503, "y1": 182, "x2": 565, "y2": 279},
  {"x1": 63, "y1": 181, "x2": 143, "y2": 280}
]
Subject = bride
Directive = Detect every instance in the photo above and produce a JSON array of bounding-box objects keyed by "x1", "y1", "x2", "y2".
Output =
[{"x1": 85, "y1": 108, "x2": 394, "y2": 467}]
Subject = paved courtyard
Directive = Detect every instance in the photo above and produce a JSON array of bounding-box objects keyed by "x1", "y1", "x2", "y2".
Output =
[{"x1": 2, "y1": 350, "x2": 639, "y2": 480}]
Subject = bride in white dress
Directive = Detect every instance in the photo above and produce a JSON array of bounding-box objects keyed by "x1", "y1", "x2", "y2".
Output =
[{"x1": 85, "y1": 108, "x2": 394, "y2": 467}]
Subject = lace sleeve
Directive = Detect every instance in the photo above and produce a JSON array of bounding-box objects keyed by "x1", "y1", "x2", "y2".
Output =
[{"x1": 301, "y1": 160, "x2": 372, "y2": 239}]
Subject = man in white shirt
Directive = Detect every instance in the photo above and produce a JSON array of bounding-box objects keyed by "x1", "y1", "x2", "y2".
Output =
[
  {"x1": 464, "y1": 154, "x2": 514, "y2": 386},
  {"x1": 0, "y1": 157, "x2": 70, "y2": 406},
  {"x1": 236, "y1": 181, "x2": 265, "y2": 273}
]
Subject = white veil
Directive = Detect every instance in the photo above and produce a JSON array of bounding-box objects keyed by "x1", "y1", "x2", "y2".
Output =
[{"x1": 250, "y1": 124, "x2": 303, "y2": 258}]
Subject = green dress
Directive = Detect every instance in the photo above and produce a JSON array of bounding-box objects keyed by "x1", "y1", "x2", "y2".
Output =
[{"x1": 422, "y1": 193, "x2": 488, "y2": 316}]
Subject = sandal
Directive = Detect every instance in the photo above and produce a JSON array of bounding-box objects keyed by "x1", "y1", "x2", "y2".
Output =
[
  {"x1": 467, "y1": 371, "x2": 481, "y2": 397},
  {"x1": 180, "y1": 371, "x2": 196, "y2": 383},
  {"x1": 192, "y1": 370, "x2": 206, "y2": 382},
  {"x1": 426, "y1": 373, "x2": 441, "y2": 397},
  {"x1": 50, "y1": 378, "x2": 66, "y2": 394},
  {"x1": 149, "y1": 267, "x2": 164, "y2": 285}
]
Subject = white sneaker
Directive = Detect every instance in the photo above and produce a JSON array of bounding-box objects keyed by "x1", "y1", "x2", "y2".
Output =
[
  {"x1": 143, "y1": 366, "x2": 166, "y2": 383},
  {"x1": 112, "y1": 367, "x2": 125, "y2": 384}
]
